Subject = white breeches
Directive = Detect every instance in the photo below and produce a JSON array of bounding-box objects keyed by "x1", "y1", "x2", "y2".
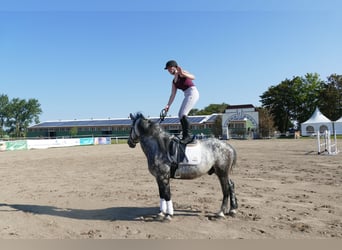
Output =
[{"x1": 178, "y1": 86, "x2": 199, "y2": 119}]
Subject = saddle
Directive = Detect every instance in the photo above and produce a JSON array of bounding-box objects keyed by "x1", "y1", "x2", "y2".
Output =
[{"x1": 168, "y1": 136, "x2": 201, "y2": 178}]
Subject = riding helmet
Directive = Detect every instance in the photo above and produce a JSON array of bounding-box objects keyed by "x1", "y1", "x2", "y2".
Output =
[{"x1": 164, "y1": 60, "x2": 178, "y2": 69}]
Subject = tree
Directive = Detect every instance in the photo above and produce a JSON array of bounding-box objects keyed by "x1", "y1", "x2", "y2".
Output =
[
  {"x1": 319, "y1": 74, "x2": 342, "y2": 121},
  {"x1": 294, "y1": 73, "x2": 325, "y2": 124},
  {"x1": 212, "y1": 115, "x2": 222, "y2": 138},
  {"x1": 260, "y1": 73, "x2": 324, "y2": 133},
  {"x1": 190, "y1": 103, "x2": 228, "y2": 115},
  {"x1": 256, "y1": 107, "x2": 276, "y2": 138},
  {"x1": 6, "y1": 97, "x2": 42, "y2": 137},
  {"x1": 188, "y1": 108, "x2": 199, "y2": 116},
  {"x1": 70, "y1": 127, "x2": 78, "y2": 137},
  {"x1": 260, "y1": 78, "x2": 295, "y2": 133},
  {"x1": 0, "y1": 94, "x2": 10, "y2": 137}
]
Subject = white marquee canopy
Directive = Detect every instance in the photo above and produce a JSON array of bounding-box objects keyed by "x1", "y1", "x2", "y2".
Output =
[
  {"x1": 334, "y1": 116, "x2": 342, "y2": 135},
  {"x1": 301, "y1": 107, "x2": 333, "y2": 136}
]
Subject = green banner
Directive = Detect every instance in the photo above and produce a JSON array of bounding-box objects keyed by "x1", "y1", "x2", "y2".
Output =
[{"x1": 5, "y1": 140, "x2": 28, "y2": 151}]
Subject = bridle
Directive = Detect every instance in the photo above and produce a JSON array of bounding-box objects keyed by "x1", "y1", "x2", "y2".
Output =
[
  {"x1": 128, "y1": 110, "x2": 166, "y2": 147},
  {"x1": 128, "y1": 117, "x2": 140, "y2": 147}
]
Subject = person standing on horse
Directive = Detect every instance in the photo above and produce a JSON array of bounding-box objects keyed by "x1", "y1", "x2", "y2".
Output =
[{"x1": 164, "y1": 60, "x2": 200, "y2": 144}]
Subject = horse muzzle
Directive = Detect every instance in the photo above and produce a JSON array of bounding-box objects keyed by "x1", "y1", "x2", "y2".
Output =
[{"x1": 127, "y1": 138, "x2": 137, "y2": 148}]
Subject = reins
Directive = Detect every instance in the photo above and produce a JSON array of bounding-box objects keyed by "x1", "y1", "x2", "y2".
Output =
[{"x1": 159, "y1": 109, "x2": 168, "y2": 123}]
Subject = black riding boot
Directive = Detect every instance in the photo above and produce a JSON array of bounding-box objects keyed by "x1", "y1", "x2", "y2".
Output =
[{"x1": 180, "y1": 116, "x2": 193, "y2": 144}]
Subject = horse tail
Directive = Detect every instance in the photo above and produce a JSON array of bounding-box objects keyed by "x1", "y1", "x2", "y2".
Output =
[{"x1": 229, "y1": 146, "x2": 237, "y2": 175}]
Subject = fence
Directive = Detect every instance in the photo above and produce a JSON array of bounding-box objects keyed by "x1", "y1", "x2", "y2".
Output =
[{"x1": 317, "y1": 130, "x2": 339, "y2": 155}]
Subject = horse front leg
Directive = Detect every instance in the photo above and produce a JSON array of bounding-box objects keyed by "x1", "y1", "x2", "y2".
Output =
[{"x1": 156, "y1": 177, "x2": 173, "y2": 220}]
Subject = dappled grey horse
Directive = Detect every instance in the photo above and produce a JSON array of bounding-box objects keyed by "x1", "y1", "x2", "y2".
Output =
[{"x1": 128, "y1": 113, "x2": 238, "y2": 220}]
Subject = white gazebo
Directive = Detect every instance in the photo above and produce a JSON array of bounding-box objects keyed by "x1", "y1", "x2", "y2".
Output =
[{"x1": 301, "y1": 107, "x2": 333, "y2": 136}]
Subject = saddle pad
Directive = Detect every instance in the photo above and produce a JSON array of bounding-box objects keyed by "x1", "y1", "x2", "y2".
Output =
[{"x1": 183, "y1": 143, "x2": 201, "y2": 165}]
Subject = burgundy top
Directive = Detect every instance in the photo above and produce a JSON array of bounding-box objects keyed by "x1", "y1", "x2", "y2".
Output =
[{"x1": 173, "y1": 76, "x2": 195, "y2": 91}]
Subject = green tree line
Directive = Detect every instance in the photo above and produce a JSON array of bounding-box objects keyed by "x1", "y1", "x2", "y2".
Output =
[
  {"x1": 260, "y1": 73, "x2": 342, "y2": 133},
  {"x1": 191, "y1": 73, "x2": 341, "y2": 137},
  {"x1": 0, "y1": 94, "x2": 42, "y2": 138}
]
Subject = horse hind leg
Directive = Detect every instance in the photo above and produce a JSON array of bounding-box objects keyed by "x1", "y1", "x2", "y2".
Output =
[
  {"x1": 228, "y1": 178, "x2": 238, "y2": 215},
  {"x1": 217, "y1": 175, "x2": 230, "y2": 217},
  {"x1": 207, "y1": 167, "x2": 215, "y2": 175},
  {"x1": 217, "y1": 175, "x2": 238, "y2": 217}
]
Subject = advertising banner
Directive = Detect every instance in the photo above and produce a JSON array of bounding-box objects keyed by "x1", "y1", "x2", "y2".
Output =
[
  {"x1": 1, "y1": 137, "x2": 110, "y2": 151},
  {"x1": 94, "y1": 137, "x2": 111, "y2": 145},
  {"x1": 27, "y1": 138, "x2": 80, "y2": 149},
  {"x1": 80, "y1": 137, "x2": 94, "y2": 145},
  {"x1": 4, "y1": 140, "x2": 28, "y2": 151}
]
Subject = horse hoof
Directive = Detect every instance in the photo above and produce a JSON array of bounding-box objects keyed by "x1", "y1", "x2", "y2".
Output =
[
  {"x1": 156, "y1": 212, "x2": 166, "y2": 221},
  {"x1": 217, "y1": 211, "x2": 225, "y2": 218},
  {"x1": 157, "y1": 211, "x2": 165, "y2": 217},
  {"x1": 228, "y1": 209, "x2": 237, "y2": 217},
  {"x1": 164, "y1": 214, "x2": 173, "y2": 221}
]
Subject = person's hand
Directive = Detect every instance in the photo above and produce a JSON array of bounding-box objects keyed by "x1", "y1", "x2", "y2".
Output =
[
  {"x1": 176, "y1": 66, "x2": 183, "y2": 75},
  {"x1": 164, "y1": 105, "x2": 169, "y2": 112}
]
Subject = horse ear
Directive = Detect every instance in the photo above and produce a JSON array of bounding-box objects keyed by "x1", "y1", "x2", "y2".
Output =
[{"x1": 130, "y1": 113, "x2": 135, "y2": 120}]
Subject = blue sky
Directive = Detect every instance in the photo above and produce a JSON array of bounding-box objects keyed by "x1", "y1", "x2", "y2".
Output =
[{"x1": 1, "y1": 0, "x2": 341, "y2": 122}]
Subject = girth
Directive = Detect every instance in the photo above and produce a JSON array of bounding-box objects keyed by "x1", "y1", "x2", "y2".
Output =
[
  {"x1": 168, "y1": 137, "x2": 187, "y2": 165},
  {"x1": 168, "y1": 137, "x2": 199, "y2": 178}
]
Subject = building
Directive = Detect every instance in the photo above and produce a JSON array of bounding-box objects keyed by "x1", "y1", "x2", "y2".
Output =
[
  {"x1": 222, "y1": 104, "x2": 259, "y2": 139},
  {"x1": 27, "y1": 114, "x2": 220, "y2": 139}
]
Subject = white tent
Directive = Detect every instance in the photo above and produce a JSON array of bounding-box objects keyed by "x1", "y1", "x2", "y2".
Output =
[
  {"x1": 334, "y1": 116, "x2": 342, "y2": 135},
  {"x1": 301, "y1": 107, "x2": 333, "y2": 136}
]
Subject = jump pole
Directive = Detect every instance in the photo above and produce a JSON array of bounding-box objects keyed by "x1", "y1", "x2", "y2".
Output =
[
  {"x1": 328, "y1": 130, "x2": 338, "y2": 155},
  {"x1": 317, "y1": 130, "x2": 339, "y2": 155}
]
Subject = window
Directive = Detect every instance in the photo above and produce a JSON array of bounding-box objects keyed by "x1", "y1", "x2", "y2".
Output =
[
  {"x1": 306, "y1": 126, "x2": 314, "y2": 134},
  {"x1": 319, "y1": 125, "x2": 329, "y2": 133}
]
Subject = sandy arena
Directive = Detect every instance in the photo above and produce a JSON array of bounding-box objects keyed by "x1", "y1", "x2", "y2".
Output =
[{"x1": 0, "y1": 139, "x2": 341, "y2": 239}]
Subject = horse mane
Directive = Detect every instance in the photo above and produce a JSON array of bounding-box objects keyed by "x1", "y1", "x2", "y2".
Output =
[
  {"x1": 134, "y1": 112, "x2": 145, "y2": 120},
  {"x1": 149, "y1": 118, "x2": 171, "y2": 152},
  {"x1": 131, "y1": 112, "x2": 172, "y2": 152}
]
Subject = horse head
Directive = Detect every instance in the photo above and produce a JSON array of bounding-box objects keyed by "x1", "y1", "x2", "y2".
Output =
[{"x1": 127, "y1": 112, "x2": 151, "y2": 148}]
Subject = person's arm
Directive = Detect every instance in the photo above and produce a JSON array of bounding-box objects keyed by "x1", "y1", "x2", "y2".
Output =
[
  {"x1": 177, "y1": 66, "x2": 195, "y2": 80},
  {"x1": 165, "y1": 83, "x2": 177, "y2": 111}
]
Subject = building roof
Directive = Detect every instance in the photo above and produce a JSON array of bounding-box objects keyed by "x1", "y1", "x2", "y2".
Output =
[
  {"x1": 29, "y1": 114, "x2": 219, "y2": 128},
  {"x1": 226, "y1": 104, "x2": 255, "y2": 110},
  {"x1": 30, "y1": 119, "x2": 132, "y2": 128}
]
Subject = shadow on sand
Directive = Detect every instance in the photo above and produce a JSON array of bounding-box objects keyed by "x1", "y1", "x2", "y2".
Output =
[
  {"x1": 0, "y1": 203, "x2": 159, "y2": 221},
  {"x1": 0, "y1": 203, "x2": 202, "y2": 221}
]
